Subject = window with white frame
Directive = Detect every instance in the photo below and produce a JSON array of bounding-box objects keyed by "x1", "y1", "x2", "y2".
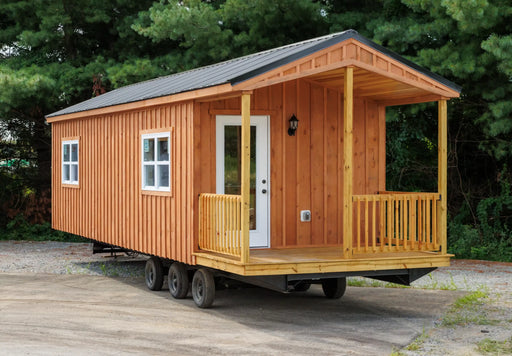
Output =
[
  {"x1": 141, "y1": 132, "x2": 171, "y2": 192},
  {"x1": 62, "y1": 140, "x2": 79, "y2": 185}
]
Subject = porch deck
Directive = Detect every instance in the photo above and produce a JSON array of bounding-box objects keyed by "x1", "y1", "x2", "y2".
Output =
[{"x1": 193, "y1": 247, "x2": 451, "y2": 276}]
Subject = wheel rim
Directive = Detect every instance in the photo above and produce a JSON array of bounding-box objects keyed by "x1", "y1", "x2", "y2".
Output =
[
  {"x1": 146, "y1": 263, "x2": 154, "y2": 286},
  {"x1": 170, "y1": 271, "x2": 178, "y2": 294},
  {"x1": 195, "y1": 278, "x2": 204, "y2": 301}
]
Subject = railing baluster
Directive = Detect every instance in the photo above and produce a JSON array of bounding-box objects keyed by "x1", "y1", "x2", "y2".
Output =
[
  {"x1": 364, "y1": 199, "x2": 369, "y2": 252},
  {"x1": 388, "y1": 197, "x2": 393, "y2": 251},
  {"x1": 379, "y1": 199, "x2": 385, "y2": 252},
  {"x1": 424, "y1": 197, "x2": 428, "y2": 250},
  {"x1": 432, "y1": 198, "x2": 437, "y2": 249},
  {"x1": 356, "y1": 198, "x2": 361, "y2": 252},
  {"x1": 372, "y1": 197, "x2": 376, "y2": 252},
  {"x1": 426, "y1": 197, "x2": 431, "y2": 250},
  {"x1": 417, "y1": 195, "x2": 422, "y2": 250}
]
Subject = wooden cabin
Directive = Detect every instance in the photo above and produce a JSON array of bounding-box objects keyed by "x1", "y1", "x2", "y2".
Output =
[{"x1": 47, "y1": 30, "x2": 461, "y2": 307}]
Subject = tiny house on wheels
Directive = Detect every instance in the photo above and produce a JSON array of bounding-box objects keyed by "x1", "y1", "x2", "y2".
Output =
[{"x1": 47, "y1": 30, "x2": 461, "y2": 308}]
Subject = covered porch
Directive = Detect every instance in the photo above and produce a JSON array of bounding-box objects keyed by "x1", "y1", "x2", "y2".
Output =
[{"x1": 192, "y1": 35, "x2": 457, "y2": 276}]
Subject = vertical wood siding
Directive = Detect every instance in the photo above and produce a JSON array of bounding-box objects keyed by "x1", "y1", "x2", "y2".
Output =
[
  {"x1": 52, "y1": 102, "x2": 195, "y2": 264},
  {"x1": 52, "y1": 78, "x2": 385, "y2": 259},
  {"x1": 194, "y1": 79, "x2": 384, "y2": 249}
]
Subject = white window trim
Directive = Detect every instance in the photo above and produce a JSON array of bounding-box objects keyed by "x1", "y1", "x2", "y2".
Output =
[
  {"x1": 62, "y1": 139, "x2": 79, "y2": 185},
  {"x1": 141, "y1": 132, "x2": 171, "y2": 192}
]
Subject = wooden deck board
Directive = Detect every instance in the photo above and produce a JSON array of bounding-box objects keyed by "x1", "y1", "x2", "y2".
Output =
[{"x1": 193, "y1": 247, "x2": 451, "y2": 276}]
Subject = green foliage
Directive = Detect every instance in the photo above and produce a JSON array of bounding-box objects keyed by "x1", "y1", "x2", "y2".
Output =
[
  {"x1": 386, "y1": 103, "x2": 438, "y2": 192},
  {"x1": 448, "y1": 168, "x2": 512, "y2": 261},
  {"x1": 0, "y1": 0, "x2": 170, "y2": 227},
  {"x1": 133, "y1": 0, "x2": 328, "y2": 67},
  {"x1": 442, "y1": 290, "x2": 490, "y2": 326},
  {"x1": 0, "y1": 214, "x2": 87, "y2": 242},
  {"x1": 477, "y1": 337, "x2": 512, "y2": 355}
]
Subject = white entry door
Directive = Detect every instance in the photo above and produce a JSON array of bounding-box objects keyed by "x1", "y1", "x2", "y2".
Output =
[{"x1": 216, "y1": 115, "x2": 270, "y2": 248}]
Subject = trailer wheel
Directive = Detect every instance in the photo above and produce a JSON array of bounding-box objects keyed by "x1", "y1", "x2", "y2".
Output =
[
  {"x1": 192, "y1": 268, "x2": 215, "y2": 308},
  {"x1": 145, "y1": 256, "x2": 164, "y2": 291},
  {"x1": 168, "y1": 262, "x2": 189, "y2": 299},
  {"x1": 321, "y1": 277, "x2": 346, "y2": 299}
]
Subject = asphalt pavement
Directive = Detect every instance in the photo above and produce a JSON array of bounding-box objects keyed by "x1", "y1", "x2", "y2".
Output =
[{"x1": 0, "y1": 272, "x2": 461, "y2": 355}]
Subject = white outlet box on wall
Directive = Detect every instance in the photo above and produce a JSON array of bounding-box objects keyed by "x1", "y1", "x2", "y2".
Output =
[{"x1": 300, "y1": 210, "x2": 311, "y2": 222}]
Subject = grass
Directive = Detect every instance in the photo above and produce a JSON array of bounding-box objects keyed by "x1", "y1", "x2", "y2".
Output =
[
  {"x1": 405, "y1": 327, "x2": 429, "y2": 351},
  {"x1": 347, "y1": 277, "x2": 409, "y2": 289},
  {"x1": 420, "y1": 272, "x2": 459, "y2": 290},
  {"x1": 347, "y1": 272, "x2": 461, "y2": 291},
  {"x1": 441, "y1": 289, "x2": 493, "y2": 327},
  {"x1": 477, "y1": 337, "x2": 512, "y2": 355}
]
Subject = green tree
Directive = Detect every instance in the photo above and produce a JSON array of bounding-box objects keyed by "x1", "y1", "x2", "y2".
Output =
[
  {"x1": 132, "y1": 0, "x2": 329, "y2": 67},
  {"x1": 0, "y1": 0, "x2": 172, "y2": 224}
]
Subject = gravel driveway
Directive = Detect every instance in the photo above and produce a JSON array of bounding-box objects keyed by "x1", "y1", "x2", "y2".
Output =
[{"x1": 0, "y1": 241, "x2": 511, "y2": 355}]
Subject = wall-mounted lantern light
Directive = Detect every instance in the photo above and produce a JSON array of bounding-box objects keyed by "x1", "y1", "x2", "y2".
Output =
[{"x1": 288, "y1": 114, "x2": 299, "y2": 136}]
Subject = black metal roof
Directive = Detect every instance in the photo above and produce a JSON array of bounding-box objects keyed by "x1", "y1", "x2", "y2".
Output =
[{"x1": 46, "y1": 29, "x2": 461, "y2": 118}]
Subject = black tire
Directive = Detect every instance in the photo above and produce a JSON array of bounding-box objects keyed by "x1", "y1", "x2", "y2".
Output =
[
  {"x1": 145, "y1": 256, "x2": 164, "y2": 291},
  {"x1": 293, "y1": 281, "x2": 311, "y2": 292},
  {"x1": 168, "y1": 262, "x2": 189, "y2": 299},
  {"x1": 192, "y1": 268, "x2": 215, "y2": 308},
  {"x1": 321, "y1": 277, "x2": 346, "y2": 299}
]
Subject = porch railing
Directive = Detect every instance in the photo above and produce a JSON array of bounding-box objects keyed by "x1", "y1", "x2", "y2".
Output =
[
  {"x1": 198, "y1": 193, "x2": 242, "y2": 258},
  {"x1": 352, "y1": 192, "x2": 441, "y2": 253},
  {"x1": 198, "y1": 192, "x2": 441, "y2": 261}
]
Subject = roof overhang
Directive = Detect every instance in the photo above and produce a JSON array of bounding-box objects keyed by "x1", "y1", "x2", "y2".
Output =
[
  {"x1": 46, "y1": 83, "x2": 234, "y2": 123},
  {"x1": 232, "y1": 38, "x2": 460, "y2": 105}
]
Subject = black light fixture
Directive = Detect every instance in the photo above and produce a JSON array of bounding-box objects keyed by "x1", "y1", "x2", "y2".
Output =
[{"x1": 288, "y1": 114, "x2": 299, "y2": 136}]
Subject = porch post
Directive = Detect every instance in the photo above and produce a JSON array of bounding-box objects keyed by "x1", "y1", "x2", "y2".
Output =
[
  {"x1": 343, "y1": 67, "x2": 354, "y2": 258},
  {"x1": 241, "y1": 92, "x2": 251, "y2": 263},
  {"x1": 437, "y1": 99, "x2": 448, "y2": 254}
]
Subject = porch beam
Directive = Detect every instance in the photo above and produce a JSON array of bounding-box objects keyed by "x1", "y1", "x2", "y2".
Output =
[
  {"x1": 437, "y1": 99, "x2": 448, "y2": 254},
  {"x1": 241, "y1": 92, "x2": 252, "y2": 263},
  {"x1": 343, "y1": 67, "x2": 354, "y2": 258}
]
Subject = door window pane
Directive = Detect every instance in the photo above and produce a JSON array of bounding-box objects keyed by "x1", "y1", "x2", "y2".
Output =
[
  {"x1": 143, "y1": 139, "x2": 154, "y2": 162},
  {"x1": 224, "y1": 125, "x2": 256, "y2": 230}
]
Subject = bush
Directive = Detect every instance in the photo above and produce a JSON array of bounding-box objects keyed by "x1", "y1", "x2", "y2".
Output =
[
  {"x1": 448, "y1": 168, "x2": 512, "y2": 262},
  {"x1": 0, "y1": 214, "x2": 87, "y2": 242}
]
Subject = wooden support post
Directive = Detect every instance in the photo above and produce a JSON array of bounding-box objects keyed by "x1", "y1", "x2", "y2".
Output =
[
  {"x1": 437, "y1": 99, "x2": 448, "y2": 254},
  {"x1": 343, "y1": 67, "x2": 354, "y2": 258},
  {"x1": 241, "y1": 92, "x2": 251, "y2": 264}
]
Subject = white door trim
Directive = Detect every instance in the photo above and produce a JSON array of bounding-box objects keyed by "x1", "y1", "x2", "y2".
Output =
[{"x1": 215, "y1": 115, "x2": 270, "y2": 248}]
